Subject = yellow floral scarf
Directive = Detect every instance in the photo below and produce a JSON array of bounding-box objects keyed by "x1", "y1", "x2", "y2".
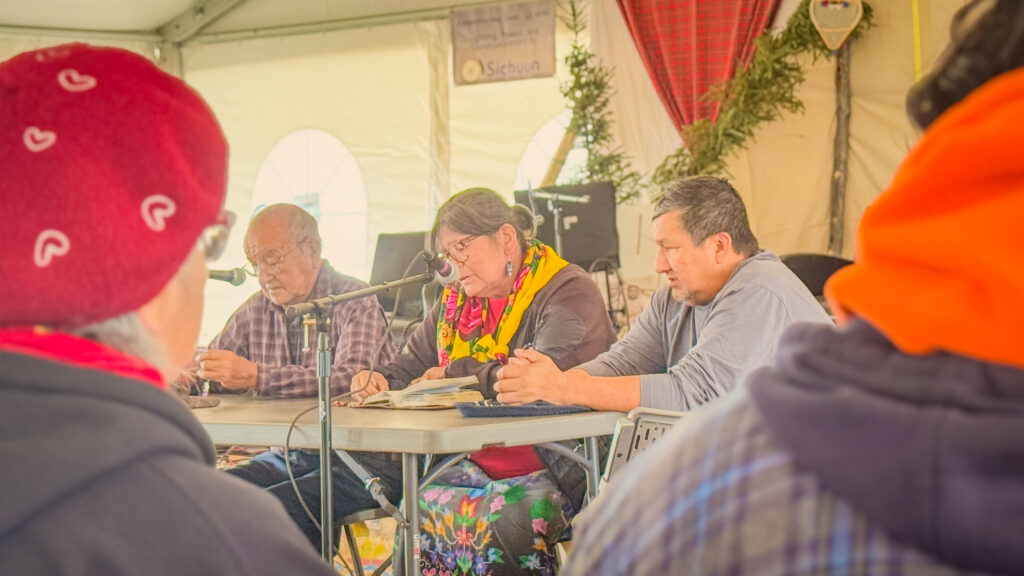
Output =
[{"x1": 436, "y1": 241, "x2": 567, "y2": 366}]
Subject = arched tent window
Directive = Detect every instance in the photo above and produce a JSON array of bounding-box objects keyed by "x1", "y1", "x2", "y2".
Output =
[
  {"x1": 251, "y1": 129, "x2": 368, "y2": 278},
  {"x1": 514, "y1": 110, "x2": 588, "y2": 191}
]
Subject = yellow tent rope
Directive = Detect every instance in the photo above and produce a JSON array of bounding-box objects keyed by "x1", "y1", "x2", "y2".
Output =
[{"x1": 912, "y1": 0, "x2": 923, "y2": 81}]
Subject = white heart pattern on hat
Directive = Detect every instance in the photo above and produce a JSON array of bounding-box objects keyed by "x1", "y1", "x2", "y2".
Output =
[
  {"x1": 34, "y1": 229, "x2": 71, "y2": 268},
  {"x1": 23, "y1": 127, "x2": 57, "y2": 152},
  {"x1": 57, "y1": 68, "x2": 97, "y2": 92},
  {"x1": 35, "y1": 47, "x2": 71, "y2": 63},
  {"x1": 141, "y1": 195, "x2": 177, "y2": 232}
]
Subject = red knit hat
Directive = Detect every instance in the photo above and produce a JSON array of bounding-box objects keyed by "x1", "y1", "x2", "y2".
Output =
[{"x1": 0, "y1": 44, "x2": 227, "y2": 327}]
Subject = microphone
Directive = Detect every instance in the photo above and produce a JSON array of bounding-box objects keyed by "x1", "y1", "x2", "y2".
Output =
[
  {"x1": 208, "y1": 268, "x2": 246, "y2": 286},
  {"x1": 422, "y1": 252, "x2": 460, "y2": 284}
]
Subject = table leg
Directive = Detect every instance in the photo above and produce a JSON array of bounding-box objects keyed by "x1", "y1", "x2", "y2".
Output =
[
  {"x1": 402, "y1": 453, "x2": 420, "y2": 576},
  {"x1": 584, "y1": 436, "x2": 600, "y2": 500}
]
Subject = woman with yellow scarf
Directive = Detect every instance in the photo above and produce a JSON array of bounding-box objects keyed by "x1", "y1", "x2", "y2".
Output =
[{"x1": 351, "y1": 188, "x2": 617, "y2": 575}]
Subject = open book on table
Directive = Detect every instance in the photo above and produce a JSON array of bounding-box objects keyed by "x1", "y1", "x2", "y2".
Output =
[{"x1": 354, "y1": 375, "x2": 482, "y2": 409}]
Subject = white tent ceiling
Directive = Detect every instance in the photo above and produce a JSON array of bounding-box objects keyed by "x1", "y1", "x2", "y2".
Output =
[
  {"x1": 0, "y1": 0, "x2": 505, "y2": 42},
  {"x1": 0, "y1": 0, "x2": 194, "y2": 32}
]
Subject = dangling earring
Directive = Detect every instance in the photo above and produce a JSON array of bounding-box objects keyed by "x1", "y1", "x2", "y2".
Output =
[{"x1": 505, "y1": 259, "x2": 514, "y2": 276}]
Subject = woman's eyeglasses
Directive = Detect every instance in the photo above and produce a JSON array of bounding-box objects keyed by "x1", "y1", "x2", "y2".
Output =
[{"x1": 442, "y1": 234, "x2": 480, "y2": 264}]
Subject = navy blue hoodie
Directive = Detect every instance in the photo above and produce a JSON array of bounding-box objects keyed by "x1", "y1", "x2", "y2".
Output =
[
  {"x1": 0, "y1": 349, "x2": 337, "y2": 575},
  {"x1": 749, "y1": 320, "x2": 1024, "y2": 575}
]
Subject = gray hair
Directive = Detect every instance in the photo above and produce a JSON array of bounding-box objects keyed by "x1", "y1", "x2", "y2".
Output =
[
  {"x1": 653, "y1": 176, "x2": 759, "y2": 257},
  {"x1": 430, "y1": 187, "x2": 537, "y2": 251},
  {"x1": 71, "y1": 312, "x2": 173, "y2": 385},
  {"x1": 245, "y1": 203, "x2": 322, "y2": 256}
]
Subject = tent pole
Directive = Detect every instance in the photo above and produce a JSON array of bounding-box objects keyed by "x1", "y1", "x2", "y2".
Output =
[
  {"x1": 154, "y1": 42, "x2": 184, "y2": 78},
  {"x1": 159, "y1": 0, "x2": 248, "y2": 43},
  {"x1": 541, "y1": 128, "x2": 577, "y2": 188},
  {"x1": 828, "y1": 43, "x2": 851, "y2": 257}
]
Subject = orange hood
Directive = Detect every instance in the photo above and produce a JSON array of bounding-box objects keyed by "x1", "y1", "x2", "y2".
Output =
[{"x1": 826, "y1": 68, "x2": 1024, "y2": 369}]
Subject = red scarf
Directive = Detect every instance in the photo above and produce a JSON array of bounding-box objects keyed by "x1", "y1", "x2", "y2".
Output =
[{"x1": 0, "y1": 326, "x2": 165, "y2": 388}]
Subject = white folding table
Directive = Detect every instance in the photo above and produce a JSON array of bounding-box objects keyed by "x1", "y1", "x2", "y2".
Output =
[{"x1": 193, "y1": 395, "x2": 621, "y2": 575}]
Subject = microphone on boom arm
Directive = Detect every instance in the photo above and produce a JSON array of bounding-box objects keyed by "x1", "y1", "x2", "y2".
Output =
[
  {"x1": 208, "y1": 267, "x2": 246, "y2": 286},
  {"x1": 422, "y1": 252, "x2": 460, "y2": 285}
]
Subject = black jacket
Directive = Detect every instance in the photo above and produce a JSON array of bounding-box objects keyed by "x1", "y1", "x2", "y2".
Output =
[
  {"x1": 379, "y1": 263, "x2": 617, "y2": 510},
  {"x1": 380, "y1": 262, "x2": 617, "y2": 397},
  {"x1": 750, "y1": 320, "x2": 1024, "y2": 574},
  {"x1": 0, "y1": 349, "x2": 337, "y2": 575}
]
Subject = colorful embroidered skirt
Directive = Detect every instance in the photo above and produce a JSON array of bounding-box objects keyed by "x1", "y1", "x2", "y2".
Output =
[{"x1": 418, "y1": 460, "x2": 573, "y2": 576}]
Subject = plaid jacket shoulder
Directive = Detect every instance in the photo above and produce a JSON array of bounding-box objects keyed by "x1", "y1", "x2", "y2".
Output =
[{"x1": 563, "y1": 388, "x2": 975, "y2": 576}]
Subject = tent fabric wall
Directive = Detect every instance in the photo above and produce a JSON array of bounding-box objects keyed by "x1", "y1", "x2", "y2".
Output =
[
  {"x1": 0, "y1": 1, "x2": 968, "y2": 341},
  {"x1": 0, "y1": 15, "x2": 576, "y2": 343},
  {"x1": 447, "y1": 15, "x2": 575, "y2": 196},
  {"x1": 181, "y1": 26, "x2": 435, "y2": 342},
  {"x1": 0, "y1": 36, "x2": 152, "y2": 63},
  {"x1": 181, "y1": 16, "x2": 577, "y2": 341},
  {"x1": 591, "y1": 0, "x2": 964, "y2": 280}
]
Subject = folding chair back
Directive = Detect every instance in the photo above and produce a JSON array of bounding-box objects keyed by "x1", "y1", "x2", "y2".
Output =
[{"x1": 601, "y1": 407, "x2": 686, "y2": 492}]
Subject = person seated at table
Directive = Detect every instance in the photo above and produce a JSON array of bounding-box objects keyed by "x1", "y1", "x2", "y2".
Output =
[
  {"x1": 0, "y1": 44, "x2": 337, "y2": 575},
  {"x1": 195, "y1": 202, "x2": 399, "y2": 549},
  {"x1": 562, "y1": 1, "x2": 1024, "y2": 574},
  {"x1": 346, "y1": 187, "x2": 617, "y2": 575},
  {"x1": 495, "y1": 176, "x2": 831, "y2": 412}
]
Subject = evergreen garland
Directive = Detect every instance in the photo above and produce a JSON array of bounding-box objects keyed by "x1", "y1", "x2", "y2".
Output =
[
  {"x1": 653, "y1": 0, "x2": 874, "y2": 186},
  {"x1": 560, "y1": 0, "x2": 642, "y2": 204},
  {"x1": 557, "y1": 0, "x2": 874, "y2": 198}
]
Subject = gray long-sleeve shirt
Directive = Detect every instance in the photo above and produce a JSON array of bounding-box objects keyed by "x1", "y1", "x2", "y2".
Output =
[{"x1": 578, "y1": 250, "x2": 831, "y2": 410}]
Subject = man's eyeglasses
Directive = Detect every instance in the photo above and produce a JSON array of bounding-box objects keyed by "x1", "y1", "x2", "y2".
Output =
[
  {"x1": 197, "y1": 211, "x2": 235, "y2": 262},
  {"x1": 243, "y1": 242, "x2": 302, "y2": 276},
  {"x1": 442, "y1": 234, "x2": 480, "y2": 264}
]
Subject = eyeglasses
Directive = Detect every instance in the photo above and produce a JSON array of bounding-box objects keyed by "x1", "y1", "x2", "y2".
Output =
[
  {"x1": 244, "y1": 242, "x2": 302, "y2": 276},
  {"x1": 197, "y1": 211, "x2": 235, "y2": 262},
  {"x1": 442, "y1": 234, "x2": 480, "y2": 264}
]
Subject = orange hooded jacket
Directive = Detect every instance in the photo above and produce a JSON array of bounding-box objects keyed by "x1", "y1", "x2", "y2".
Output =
[{"x1": 826, "y1": 68, "x2": 1024, "y2": 370}]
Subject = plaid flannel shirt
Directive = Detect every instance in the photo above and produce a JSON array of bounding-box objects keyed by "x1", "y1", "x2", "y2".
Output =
[
  {"x1": 209, "y1": 261, "x2": 395, "y2": 398},
  {"x1": 563, "y1": 388, "x2": 977, "y2": 576}
]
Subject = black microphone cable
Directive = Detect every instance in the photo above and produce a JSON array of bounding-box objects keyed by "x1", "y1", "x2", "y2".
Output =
[{"x1": 282, "y1": 249, "x2": 430, "y2": 548}]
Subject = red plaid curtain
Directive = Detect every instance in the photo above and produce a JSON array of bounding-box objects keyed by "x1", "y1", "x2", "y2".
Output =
[{"x1": 616, "y1": 0, "x2": 781, "y2": 132}]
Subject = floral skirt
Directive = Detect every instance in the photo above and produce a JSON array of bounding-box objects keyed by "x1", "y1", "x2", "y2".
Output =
[{"x1": 417, "y1": 460, "x2": 573, "y2": 576}]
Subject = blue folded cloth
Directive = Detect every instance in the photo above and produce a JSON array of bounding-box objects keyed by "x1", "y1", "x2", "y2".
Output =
[{"x1": 455, "y1": 399, "x2": 591, "y2": 417}]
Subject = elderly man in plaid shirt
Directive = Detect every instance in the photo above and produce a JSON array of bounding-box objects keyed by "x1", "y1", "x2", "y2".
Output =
[
  {"x1": 197, "y1": 203, "x2": 399, "y2": 549},
  {"x1": 563, "y1": 1, "x2": 1024, "y2": 575}
]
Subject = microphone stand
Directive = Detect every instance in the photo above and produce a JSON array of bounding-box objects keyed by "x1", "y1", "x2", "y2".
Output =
[
  {"x1": 528, "y1": 189, "x2": 590, "y2": 256},
  {"x1": 285, "y1": 272, "x2": 435, "y2": 320},
  {"x1": 285, "y1": 269, "x2": 437, "y2": 563}
]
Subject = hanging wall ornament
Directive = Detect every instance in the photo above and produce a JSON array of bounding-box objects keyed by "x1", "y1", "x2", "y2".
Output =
[{"x1": 810, "y1": 0, "x2": 865, "y2": 50}]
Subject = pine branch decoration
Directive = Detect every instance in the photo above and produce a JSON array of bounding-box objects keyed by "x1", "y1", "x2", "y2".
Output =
[
  {"x1": 560, "y1": 0, "x2": 643, "y2": 204},
  {"x1": 652, "y1": 0, "x2": 874, "y2": 187}
]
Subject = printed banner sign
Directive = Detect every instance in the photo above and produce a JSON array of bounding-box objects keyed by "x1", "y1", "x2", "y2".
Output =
[{"x1": 452, "y1": 0, "x2": 555, "y2": 86}]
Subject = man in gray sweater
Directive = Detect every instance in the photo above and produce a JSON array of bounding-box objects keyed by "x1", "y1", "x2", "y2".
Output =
[{"x1": 495, "y1": 176, "x2": 830, "y2": 411}]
